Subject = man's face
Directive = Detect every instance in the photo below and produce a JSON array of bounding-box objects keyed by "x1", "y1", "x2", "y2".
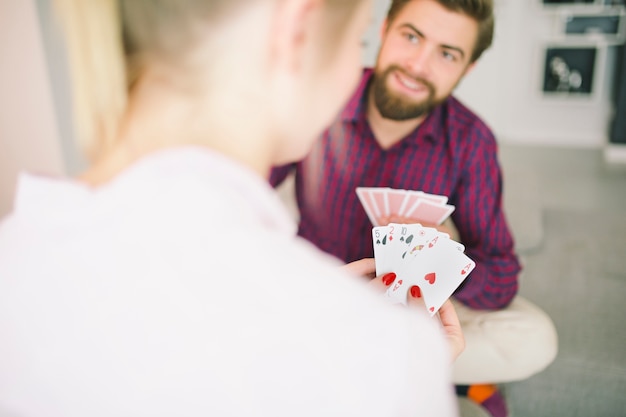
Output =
[{"x1": 372, "y1": 0, "x2": 478, "y2": 120}]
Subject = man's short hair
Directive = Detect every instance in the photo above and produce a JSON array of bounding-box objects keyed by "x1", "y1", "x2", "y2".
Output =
[{"x1": 386, "y1": 0, "x2": 494, "y2": 62}]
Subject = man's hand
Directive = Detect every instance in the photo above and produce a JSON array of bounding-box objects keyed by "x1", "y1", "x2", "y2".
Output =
[{"x1": 378, "y1": 215, "x2": 454, "y2": 238}]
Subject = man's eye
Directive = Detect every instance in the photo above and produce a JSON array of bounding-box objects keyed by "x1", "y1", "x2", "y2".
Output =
[
  {"x1": 442, "y1": 51, "x2": 457, "y2": 61},
  {"x1": 404, "y1": 33, "x2": 418, "y2": 44}
]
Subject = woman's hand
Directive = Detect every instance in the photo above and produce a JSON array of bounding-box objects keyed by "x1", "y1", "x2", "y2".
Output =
[
  {"x1": 406, "y1": 287, "x2": 465, "y2": 362},
  {"x1": 341, "y1": 260, "x2": 465, "y2": 362},
  {"x1": 435, "y1": 299, "x2": 465, "y2": 362},
  {"x1": 341, "y1": 258, "x2": 376, "y2": 280}
]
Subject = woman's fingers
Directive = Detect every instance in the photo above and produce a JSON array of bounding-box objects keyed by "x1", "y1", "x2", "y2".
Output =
[
  {"x1": 369, "y1": 272, "x2": 396, "y2": 291},
  {"x1": 437, "y1": 300, "x2": 465, "y2": 362},
  {"x1": 341, "y1": 258, "x2": 376, "y2": 279},
  {"x1": 407, "y1": 287, "x2": 465, "y2": 362}
]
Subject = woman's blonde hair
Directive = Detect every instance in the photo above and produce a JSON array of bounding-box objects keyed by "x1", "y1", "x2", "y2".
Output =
[
  {"x1": 55, "y1": 0, "x2": 360, "y2": 160},
  {"x1": 55, "y1": 0, "x2": 126, "y2": 161}
]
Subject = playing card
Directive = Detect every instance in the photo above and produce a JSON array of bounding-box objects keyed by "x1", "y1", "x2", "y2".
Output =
[
  {"x1": 383, "y1": 226, "x2": 447, "y2": 306},
  {"x1": 368, "y1": 188, "x2": 388, "y2": 220},
  {"x1": 398, "y1": 191, "x2": 424, "y2": 218},
  {"x1": 412, "y1": 237, "x2": 475, "y2": 315},
  {"x1": 400, "y1": 226, "x2": 448, "y2": 263},
  {"x1": 384, "y1": 223, "x2": 435, "y2": 264},
  {"x1": 388, "y1": 237, "x2": 475, "y2": 316},
  {"x1": 356, "y1": 187, "x2": 454, "y2": 226},
  {"x1": 385, "y1": 188, "x2": 410, "y2": 217},
  {"x1": 356, "y1": 187, "x2": 383, "y2": 226},
  {"x1": 372, "y1": 225, "x2": 392, "y2": 276},
  {"x1": 373, "y1": 223, "x2": 430, "y2": 276},
  {"x1": 404, "y1": 199, "x2": 455, "y2": 225},
  {"x1": 411, "y1": 191, "x2": 448, "y2": 205}
]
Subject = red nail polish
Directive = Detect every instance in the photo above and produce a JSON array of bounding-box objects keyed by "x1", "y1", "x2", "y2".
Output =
[
  {"x1": 410, "y1": 285, "x2": 421, "y2": 298},
  {"x1": 382, "y1": 272, "x2": 396, "y2": 286}
]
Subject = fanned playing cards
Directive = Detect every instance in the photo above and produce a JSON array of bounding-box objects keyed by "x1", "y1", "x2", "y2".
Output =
[
  {"x1": 356, "y1": 187, "x2": 455, "y2": 227},
  {"x1": 372, "y1": 223, "x2": 476, "y2": 316}
]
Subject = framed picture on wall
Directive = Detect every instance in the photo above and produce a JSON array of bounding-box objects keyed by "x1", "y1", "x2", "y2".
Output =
[
  {"x1": 540, "y1": 0, "x2": 625, "y2": 12},
  {"x1": 534, "y1": 41, "x2": 606, "y2": 103}
]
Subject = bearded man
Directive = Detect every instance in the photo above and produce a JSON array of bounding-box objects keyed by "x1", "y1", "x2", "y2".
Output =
[{"x1": 270, "y1": 1, "x2": 558, "y2": 416}]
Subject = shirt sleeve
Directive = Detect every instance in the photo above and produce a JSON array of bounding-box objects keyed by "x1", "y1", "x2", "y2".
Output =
[
  {"x1": 451, "y1": 128, "x2": 521, "y2": 310},
  {"x1": 269, "y1": 164, "x2": 296, "y2": 188}
]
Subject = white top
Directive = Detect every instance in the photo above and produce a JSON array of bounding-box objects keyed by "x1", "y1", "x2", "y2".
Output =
[{"x1": 0, "y1": 148, "x2": 457, "y2": 417}]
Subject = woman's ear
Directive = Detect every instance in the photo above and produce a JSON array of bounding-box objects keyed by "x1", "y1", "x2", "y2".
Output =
[{"x1": 269, "y1": 0, "x2": 322, "y2": 73}]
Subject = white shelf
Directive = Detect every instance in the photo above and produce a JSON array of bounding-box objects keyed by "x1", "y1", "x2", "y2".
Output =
[{"x1": 604, "y1": 143, "x2": 626, "y2": 165}]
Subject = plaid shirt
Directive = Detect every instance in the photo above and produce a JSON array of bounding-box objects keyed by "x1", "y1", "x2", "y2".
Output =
[{"x1": 271, "y1": 69, "x2": 521, "y2": 309}]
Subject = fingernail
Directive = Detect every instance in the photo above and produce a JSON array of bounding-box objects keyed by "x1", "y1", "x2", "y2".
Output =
[
  {"x1": 382, "y1": 272, "x2": 396, "y2": 286},
  {"x1": 410, "y1": 285, "x2": 421, "y2": 298}
]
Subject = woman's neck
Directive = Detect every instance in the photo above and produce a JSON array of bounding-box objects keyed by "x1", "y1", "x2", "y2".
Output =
[{"x1": 79, "y1": 78, "x2": 274, "y2": 187}]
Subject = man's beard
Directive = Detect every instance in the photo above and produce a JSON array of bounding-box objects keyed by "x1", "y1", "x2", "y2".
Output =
[{"x1": 371, "y1": 65, "x2": 440, "y2": 121}]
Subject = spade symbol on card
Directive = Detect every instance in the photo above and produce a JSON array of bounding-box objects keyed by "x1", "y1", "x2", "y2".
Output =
[
  {"x1": 406, "y1": 235, "x2": 414, "y2": 245},
  {"x1": 424, "y1": 272, "x2": 436, "y2": 285}
]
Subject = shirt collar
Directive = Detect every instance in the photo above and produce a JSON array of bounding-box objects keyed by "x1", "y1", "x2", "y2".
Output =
[
  {"x1": 409, "y1": 101, "x2": 445, "y2": 146},
  {"x1": 340, "y1": 67, "x2": 447, "y2": 145},
  {"x1": 13, "y1": 147, "x2": 297, "y2": 236}
]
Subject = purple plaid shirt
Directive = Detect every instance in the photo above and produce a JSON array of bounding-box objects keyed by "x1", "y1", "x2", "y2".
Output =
[{"x1": 271, "y1": 69, "x2": 521, "y2": 309}]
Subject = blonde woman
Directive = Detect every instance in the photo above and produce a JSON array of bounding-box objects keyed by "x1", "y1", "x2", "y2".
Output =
[{"x1": 0, "y1": 1, "x2": 461, "y2": 415}]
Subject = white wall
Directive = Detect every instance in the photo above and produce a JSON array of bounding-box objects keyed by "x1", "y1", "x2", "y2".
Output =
[
  {"x1": 455, "y1": 0, "x2": 620, "y2": 147},
  {"x1": 365, "y1": 0, "x2": 621, "y2": 148},
  {"x1": 0, "y1": 0, "x2": 65, "y2": 217}
]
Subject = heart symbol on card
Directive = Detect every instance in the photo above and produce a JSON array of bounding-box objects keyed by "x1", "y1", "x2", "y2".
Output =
[
  {"x1": 424, "y1": 272, "x2": 436, "y2": 285},
  {"x1": 461, "y1": 263, "x2": 472, "y2": 275},
  {"x1": 429, "y1": 307, "x2": 435, "y2": 313},
  {"x1": 391, "y1": 279, "x2": 403, "y2": 292}
]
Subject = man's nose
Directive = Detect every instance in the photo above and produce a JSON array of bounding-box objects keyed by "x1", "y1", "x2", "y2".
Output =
[{"x1": 405, "y1": 44, "x2": 432, "y2": 77}]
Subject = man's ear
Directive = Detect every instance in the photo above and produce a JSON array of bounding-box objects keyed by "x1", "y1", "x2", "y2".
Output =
[
  {"x1": 269, "y1": 0, "x2": 322, "y2": 73},
  {"x1": 380, "y1": 18, "x2": 389, "y2": 39},
  {"x1": 463, "y1": 61, "x2": 477, "y2": 77}
]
